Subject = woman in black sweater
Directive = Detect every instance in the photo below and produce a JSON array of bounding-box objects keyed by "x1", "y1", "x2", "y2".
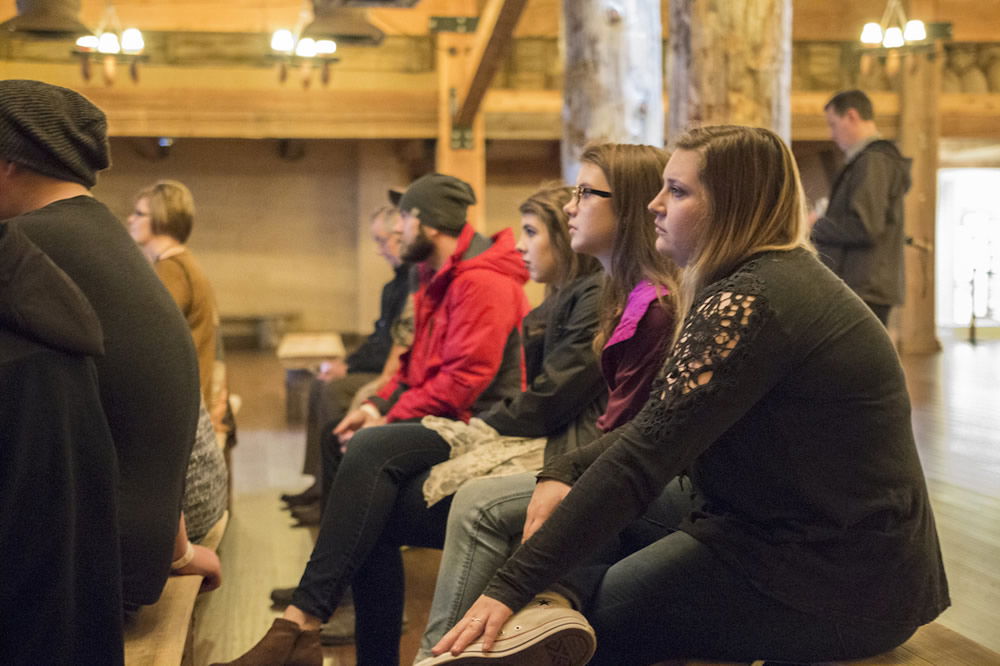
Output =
[{"x1": 430, "y1": 126, "x2": 949, "y2": 666}]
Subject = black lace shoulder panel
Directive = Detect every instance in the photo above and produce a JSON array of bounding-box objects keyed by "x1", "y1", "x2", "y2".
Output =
[{"x1": 635, "y1": 259, "x2": 774, "y2": 439}]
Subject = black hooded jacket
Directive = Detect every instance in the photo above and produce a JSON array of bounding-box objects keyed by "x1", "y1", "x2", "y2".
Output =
[
  {"x1": 811, "y1": 139, "x2": 912, "y2": 306},
  {"x1": 0, "y1": 223, "x2": 124, "y2": 665},
  {"x1": 15, "y1": 195, "x2": 199, "y2": 607}
]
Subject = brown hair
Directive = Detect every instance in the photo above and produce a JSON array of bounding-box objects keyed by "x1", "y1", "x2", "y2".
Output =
[
  {"x1": 519, "y1": 182, "x2": 601, "y2": 294},
  {"x1": 825, "y1": 89, "x2": 874, "y2": 121},
  {"x1": 670, "y1": 125, "x2": 810, "y2": 322},
  {"x1": 579, "y1": 143, "x2": 679, "y2": 351},
  {"x1": 135, "y1": 179, "x2": 195, "y2": 243}
]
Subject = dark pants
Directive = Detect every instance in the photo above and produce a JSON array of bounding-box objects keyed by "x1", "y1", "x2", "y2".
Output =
[
  {"x1": 353, "y1": 471, "x2": 453, "y2": 664},
  {"x1": 290, "y1": 423, "x2": 452, "y2": 664},
  {"x1": 301, "y1": 372, "x2": 377, "y2": 476},
  {"x1": 561, "y1": 483, "x2": 916, "y2": 665}
]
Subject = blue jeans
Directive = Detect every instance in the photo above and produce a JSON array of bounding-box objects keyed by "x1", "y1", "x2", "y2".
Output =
[
  {"x1": 290, "y1": 423, "x2": 452, "y2": 664},
  {"x1": 417, "y1": 473, "x2": 537, "y2": 662},
  {"x1": 575, "y1": 527, "x2": 915, "y2": 664},
  {"x1": 416, "y1": 474, "x2": 701, "y2": 663},
  {"x1": 556, "y1": 482, "x2": 917, "y2": 664}
]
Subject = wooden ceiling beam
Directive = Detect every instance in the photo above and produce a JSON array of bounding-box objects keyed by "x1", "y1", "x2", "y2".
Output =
[
  {"x1": 452, "y1": 0, "x2": 529, "y2": 127},
  {"x1": 57, "y1": 1, "x2": 998, "y2": 41}
]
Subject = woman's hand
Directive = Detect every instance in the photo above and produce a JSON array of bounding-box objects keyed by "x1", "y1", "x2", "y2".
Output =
[
  {"x1": 174, "y1": 544, "x2": 222, "y2": 592},
  {"x1": 522, "y1": 479, "x2": 572, "y2": 542},
  {"x1": 432, "y1": 595, "x2": 513, "y2": 656}
]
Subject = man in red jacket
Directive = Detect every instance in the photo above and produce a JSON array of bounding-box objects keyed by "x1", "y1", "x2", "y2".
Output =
[
  {"x1": 216, "y1": 174, "x2": 531, "y2": 660},
  {"x1": 335, "y1": 172, "x2": 529, "y2": 441}
]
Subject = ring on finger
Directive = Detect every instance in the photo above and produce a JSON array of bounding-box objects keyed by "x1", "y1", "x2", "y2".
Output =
[{"x1": 469, "y1": 617, "x2": 483, "y2": 624}]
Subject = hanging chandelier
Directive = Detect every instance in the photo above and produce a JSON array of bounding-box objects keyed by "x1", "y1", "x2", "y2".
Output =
[
  {"x1": 860, "y1": 0, "x2": 924, "y2": 49},
  {"x1": 270, "y1": 1, "x2": 340, "y2": 87},
  {"x1": 858, "y1": 0, "x2": 953, "y2": 51},
  {"x1": 72, "y1": 1, "x2": 145, "y2": 84}
]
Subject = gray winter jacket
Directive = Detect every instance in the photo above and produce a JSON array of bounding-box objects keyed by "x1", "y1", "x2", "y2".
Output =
[{"x1": 811, "y1": 139, "x2": 912, "y2": 306}]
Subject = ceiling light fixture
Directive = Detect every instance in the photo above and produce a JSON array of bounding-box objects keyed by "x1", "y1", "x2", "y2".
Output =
[
  {"x1": 270, "y1": 2, "x2": 339, "y2": 87},
  {"x1": 72, "y1": 1, "x2": 145, "y2": 84},
  {"x1": 858, "y1": 0, "x2": 926, "y2": 49}
]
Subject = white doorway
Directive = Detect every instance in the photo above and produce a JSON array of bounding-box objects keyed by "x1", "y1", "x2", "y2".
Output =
[{"x1": 937, "y1": 169, "x2": 1000, "y2": 335}]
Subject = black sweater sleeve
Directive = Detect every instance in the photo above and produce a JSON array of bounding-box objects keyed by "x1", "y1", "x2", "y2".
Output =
[{"x1": 479, "y1": 276, "x2": 604, "y2": 437}]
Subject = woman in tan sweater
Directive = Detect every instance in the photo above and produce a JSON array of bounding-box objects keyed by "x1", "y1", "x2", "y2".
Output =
[
  {"x1": 128, "y1": 178, "x2": 229, "y2": 586},
  {"x1": 128, "y1": 179, "x2": 227, "y2": 427}
]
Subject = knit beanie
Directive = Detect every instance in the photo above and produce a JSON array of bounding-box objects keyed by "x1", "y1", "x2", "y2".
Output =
[
  {"x1": 387, "y1": 187, "x2": 404, "y2": 207},
  {"x1": 397, "y1": 173, "x2": 476, "y2": 233},
  {"x1": 0, "y1": 79, "x2": 110, "y2": 188}
]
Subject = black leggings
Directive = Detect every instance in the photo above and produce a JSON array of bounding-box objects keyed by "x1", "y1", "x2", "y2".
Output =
[
  {"x1": 290, "y1": 422, "x2": 453, "y2": 664},
  {"x1": 560, "y1": 486, "x2": 917, "y2": 664}
]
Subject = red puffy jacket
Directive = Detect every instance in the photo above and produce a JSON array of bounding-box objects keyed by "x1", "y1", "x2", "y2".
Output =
[{"x1": 369, "y1": 223, "x2": 530, "y2": 422}]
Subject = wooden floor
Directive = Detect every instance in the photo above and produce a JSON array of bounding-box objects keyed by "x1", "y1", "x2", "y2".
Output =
[{"x1": 192, "y1": 335, "x2": 1000, "y2": 665}]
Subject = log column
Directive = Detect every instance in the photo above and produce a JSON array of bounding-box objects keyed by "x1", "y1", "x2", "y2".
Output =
[
  {"x1": 668, "y1": 0, "x2": 792, "y2": 142},
  {"x1": 897, "y1": 31, "x2": 943, "y2": 352},
  {"x1": 561, "y1": 0, "x2": 664, "y2": 182}
]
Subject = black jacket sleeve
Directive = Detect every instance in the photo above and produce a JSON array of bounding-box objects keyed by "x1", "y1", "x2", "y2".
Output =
[{"x1": 479, "y1": 275, "x2": 604, "y2": 438}]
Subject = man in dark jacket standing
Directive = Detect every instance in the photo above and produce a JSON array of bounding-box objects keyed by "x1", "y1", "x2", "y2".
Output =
[
  {"x1": 811, "y1": 89, "x2": 912, "y2": 325},
  {"x1": 0, "y1": 79, "x2": 201, "y2": 611}
]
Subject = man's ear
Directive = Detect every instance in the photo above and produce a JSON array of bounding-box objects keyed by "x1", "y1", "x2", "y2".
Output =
[
  {"x1": 421, "y1": 224, "x2": 442, "y2": 241},
  {"x1": 845, "y1": 108, "x2": 862, "y2": 124}
]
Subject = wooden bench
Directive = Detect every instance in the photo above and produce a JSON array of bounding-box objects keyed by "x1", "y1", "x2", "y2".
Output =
[
  {"x1": 221, "y1": 312, "x2": 300, "y2": 349},
  {"x1": 655, "y1": 621, "x2": 1000, "y2": 666},
  {"x1": 124, "y1": 511, "x2": 229, "y2": 666}
]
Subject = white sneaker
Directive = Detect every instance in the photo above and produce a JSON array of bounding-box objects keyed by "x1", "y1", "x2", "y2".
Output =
[{"x1": 417, "y1": 591, "x2": 596, "y2": 665}]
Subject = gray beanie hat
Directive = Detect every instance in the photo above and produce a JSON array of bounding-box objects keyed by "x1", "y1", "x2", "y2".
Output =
[
  {"x1": 398, "y1": 173, "x2": 476, "y2": 233},
  {"x1": 0, "y1": 79, "x2": 110, "y2": 188}
]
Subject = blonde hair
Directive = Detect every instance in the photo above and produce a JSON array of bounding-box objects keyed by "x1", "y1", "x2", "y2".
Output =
[
  {"x1": 135, "y1": 180, "x2": 195, "y2": 243},
  {"x1": 670, "y1": 126, "x2": 810, "y2": 321},
  {"x1": 579, "y1": 143, "x2": 679, "y2": 351}
]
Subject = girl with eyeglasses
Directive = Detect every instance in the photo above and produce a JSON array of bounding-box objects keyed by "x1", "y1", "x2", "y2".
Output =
[
  {"x1": 431, "y1": 126, "x2": 948, "y2": 666},
  {"x1": 414, "y1": 143, "x2": 681, "y2": 664}
]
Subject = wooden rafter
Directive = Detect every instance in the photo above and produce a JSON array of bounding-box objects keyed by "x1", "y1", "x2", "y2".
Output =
[{"x1": 452, "y1": 0, "x2": 530, "y2": 127}]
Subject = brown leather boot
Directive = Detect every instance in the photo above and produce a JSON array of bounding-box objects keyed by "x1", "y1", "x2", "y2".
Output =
[
  {"x1": 287, "y1": 627, "x2": 322, "y2": 666},
  {"x1": 210, "y1": 618, "x2": 321, "y2": 666}
]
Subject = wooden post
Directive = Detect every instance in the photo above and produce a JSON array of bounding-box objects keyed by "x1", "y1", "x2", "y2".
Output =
[
  {"x1": 896, "y1": 39, "x2": 943, "y2": 353},
  {"x1": 668, "y1": 0, "x2": 792, "y2": 143},
  {"x1": 436, "y1": 32, "x2": 487, "y2": 232},
  {"x1": 561, "y1": 0, "x2": 664, "y2": 183}
]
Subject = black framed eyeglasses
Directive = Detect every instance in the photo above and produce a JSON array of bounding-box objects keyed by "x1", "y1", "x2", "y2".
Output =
[{"x1": 573, "y1": 184, "x2": 613, "y2": 204}]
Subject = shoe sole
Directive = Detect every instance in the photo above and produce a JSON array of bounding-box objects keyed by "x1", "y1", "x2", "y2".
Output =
[{"x1": 436, "y1": 619, "x2": 595, "y2": 665}]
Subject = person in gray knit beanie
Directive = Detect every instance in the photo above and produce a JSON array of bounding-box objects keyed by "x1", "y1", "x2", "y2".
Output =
[
  {"x1": 0, "y1": 79, "x2": 110, "y2": 188},
  {"x1": 397, "y1": 173, "x2": 476, "y2": 236}
]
